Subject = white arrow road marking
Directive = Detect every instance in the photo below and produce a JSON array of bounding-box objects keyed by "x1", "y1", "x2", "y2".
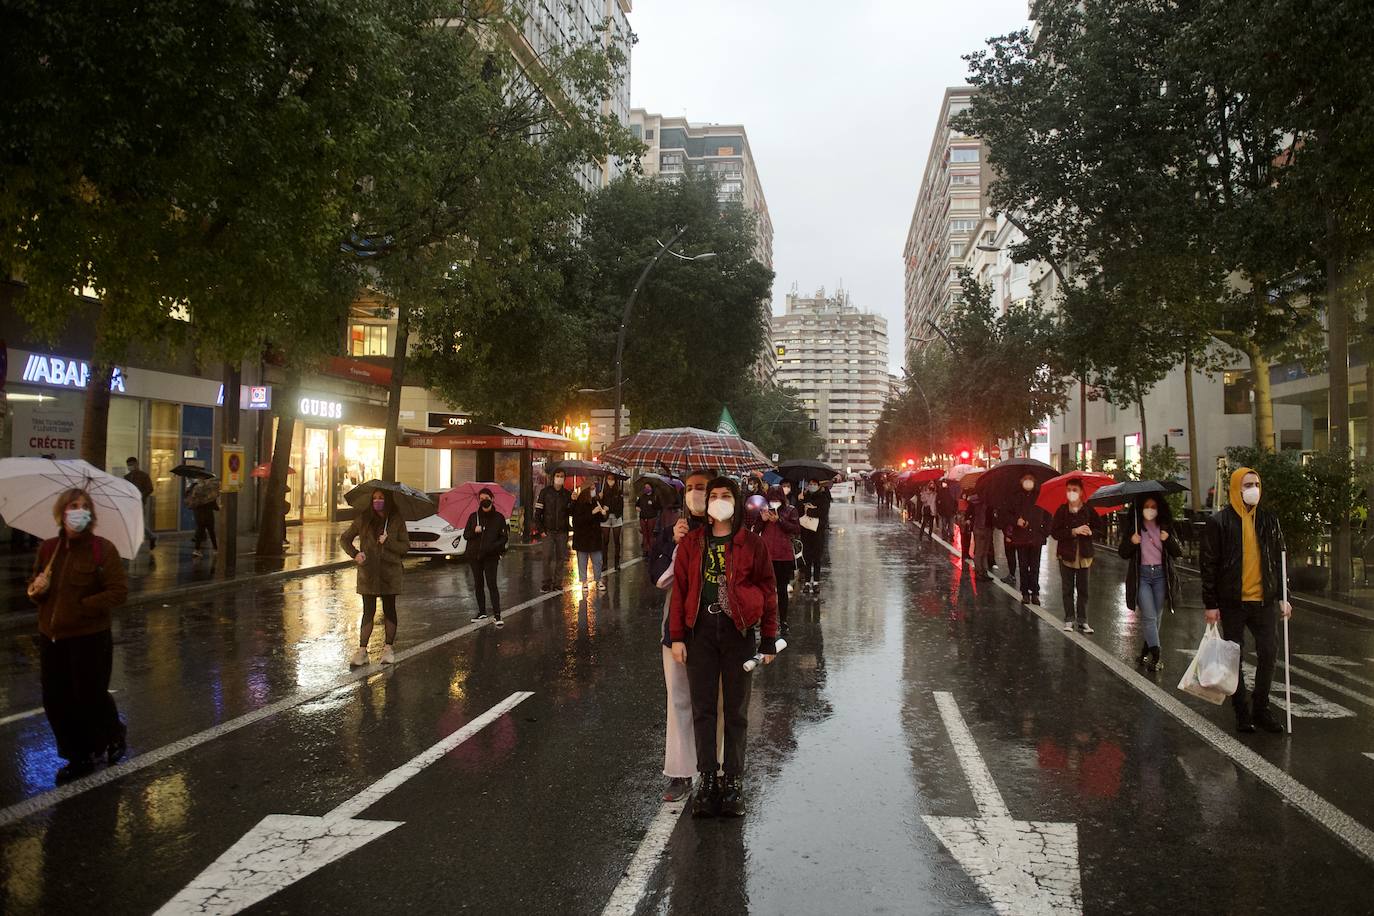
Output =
[
  {"x1": 923, "y1": 691, "x2": 1082, "y2": 915},
  {"x1": 156, "y1": 690, "x2": 533, "y2": 916},
  {"x1": 1297, "y1": 654, "x2": 1374, "y2": 690}
]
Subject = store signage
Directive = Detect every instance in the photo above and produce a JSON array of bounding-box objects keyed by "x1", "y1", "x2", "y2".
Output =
[
  {"x1": 427, "y1": 412, "x2": 472, "y2": 429},
  {"x1": 11, "y1": 403, "x2": 82, "y2": 458},
  {"x1": 216, "y1": 385, "x2": 274, "y2": 410},
  {"x1": 299, "y1": 396, "x2": 344, "y2": 420},
  {"x1": 20, "y1": 352, "x2": 126, "y2": 392},
  {"x1": 324, "y1": 356, "x2": 393, "y2": 387}
]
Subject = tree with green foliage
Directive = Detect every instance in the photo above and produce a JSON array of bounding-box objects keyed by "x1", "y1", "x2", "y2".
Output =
[{"x1": 727, "y1": 382, "x2": 824, "y2": 463}]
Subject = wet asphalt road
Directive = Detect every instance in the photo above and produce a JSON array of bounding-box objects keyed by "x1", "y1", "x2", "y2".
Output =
[{"x1": 1, "y1": 505, "x2": 1373, "y2": 914}]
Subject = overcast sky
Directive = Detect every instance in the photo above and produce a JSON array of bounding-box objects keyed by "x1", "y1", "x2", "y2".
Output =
[{"x1": 628, "y1": 0, "x2": 1031, "y2": 372}]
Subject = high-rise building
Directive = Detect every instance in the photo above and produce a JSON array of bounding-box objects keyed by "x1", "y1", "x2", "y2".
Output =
[
  {"x1": 771, "y1": 287, "x2": 889, "y2": 472},
  {"x1": 903, "y1": 86, "x2": 990, "y2": 360}
]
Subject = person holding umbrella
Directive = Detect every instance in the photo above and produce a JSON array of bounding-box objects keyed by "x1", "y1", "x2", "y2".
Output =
[
  {"x1": 1005, "y1": 473, "x2": 1051, "y2": 605},
  {"x1": 571, "y1": 482, "x2": 608, "y2": 590},
  {"x1": 798, "y1": 476, "x2": 831, "y2": 594},
  {"x1": 1201, "y1": 467, "x2": 1292, "y2": 734},
  {"x1": 464, "y1": 488, "x2": 509, "y2": 627},
  {"x1": 1117, "y1": 495, "x2": 1182, "y2": 671},
  {"x1": 27, "y1": 487, "x2": 130, "y2": 784},
  {"x1": 636, "y1": 482, "x2": 660, "y2": 557},
  {"x1": 185, "y1": 476, "x2": 219, "y2": 559},
  {"x1": 1050, "y1": 478, "x2": 1105, "y2": 633},
  {"x1": 599, "y1": 475, "x2": 625, "y2": 579},
  {"x1": 124, "y1": 457, "x2": 155, "y2": 551},
  {"x1": 340, "y1": 488, "x2": 409, "y2": 666},
  {"x1": 748, "y1": 485, "x2": 801, "y2": 636}
]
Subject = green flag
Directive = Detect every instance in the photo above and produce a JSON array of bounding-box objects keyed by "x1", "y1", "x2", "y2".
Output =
[{"x1": 716, "y1": 406, "x2": 740, "y2": 436}]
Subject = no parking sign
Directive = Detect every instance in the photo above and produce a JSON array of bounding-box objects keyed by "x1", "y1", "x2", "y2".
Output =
[{"x1": 222, "y1": 445, "x2": 245, "y2": 492}]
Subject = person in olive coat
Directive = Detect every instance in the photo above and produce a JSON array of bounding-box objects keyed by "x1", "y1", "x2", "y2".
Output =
[
  {"x1": 341, "y1": 489, "x2": 409, "y2": 667},
  {"x1": 1118, "y1": 495, "x2": 1182, "y2": 671},
  {"x1": 464, "y1": 487, "x2": 509, "y2": 627}
]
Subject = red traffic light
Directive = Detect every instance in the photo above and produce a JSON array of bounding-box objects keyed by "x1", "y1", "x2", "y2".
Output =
[
  {"x1": 959, "y1": 449, "x2": 971, "y2": 461},
  {"x1": 905, "y1": 458, "x2": 915, "y2": 467}
]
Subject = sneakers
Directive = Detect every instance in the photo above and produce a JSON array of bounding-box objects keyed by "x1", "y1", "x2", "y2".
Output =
[
  {"x1": 718, "y1": 775, "x2": 746, "y2": 817},
  {"x1": 472, "y1": 612, "x2": 490, "y2": 622},
  {"x1": 191, "y1": 550, "x2": 202, "y2": 559},
  {"x1": 1138, "y1": 642, "x2": 1151, "y2": 666},
  {"x1": 1001, "y1": 575, "x2": 1016, "y2": 586},
  {"x1": 1146, "y1": 646, "x2": 1163, "y2": 672},
  {"x1": 692, "y1": 772, "x2": 720, "y2": 818},
  {"x1": 380, "y1": 646, "x2": 395, "y2": 665},
  {"x1": 662, "y1": 777, "x2": 693, "y2": 802},
  {"x1": 1063, "y1": 620, "x2": 1075, "y2": 631},
  {"x1": 494, "y1": 615, "x2": 504, "y2": 628},
  {"x1": 1078, "y1": 623, "x2": 1095, "y2": 635},
  {"x1": 348, "y1": 647, "x2": 369, "y2": 667}
]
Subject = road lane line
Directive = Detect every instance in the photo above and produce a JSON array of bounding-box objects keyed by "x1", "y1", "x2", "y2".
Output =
[
  {"x1": 0, "y1": 562, "x2": 639, "y2": 829},
  {"x1": 931, "y1": 691, "x2": 1010, "y2": 819},
  {"x1": 0, "y1": 691, "x2": 119, "y2": 729},
  {"x1": 921, "y1": 529, "x2": 1374, "y2": 866},
  {"x1": 600, "y1": 799, "x2": 689, "y2": 916}
]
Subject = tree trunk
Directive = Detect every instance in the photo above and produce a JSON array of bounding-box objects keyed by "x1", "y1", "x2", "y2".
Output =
[
  {"x1": 1136, "y1": 390, "x2": 1148, "y2": 471},
  {"x1": 1184, "y1": 352, "x2": 1201, "y2": 512},
  {"x1": 1079, "y1": 375, "x2": 1088, "y2": 469},
  {"x1": 80, "y1": 304, "x2": 115, "y2": 469},
  {"x1": 1365, "y1": 294, "x2": 1374, "y2": 584},
  {"x1": 256, "y1": 374, "x2": 299, "y2": 558},
  {"x1": 218, "y1": 362, "x2": 241, "y2": 577},
  {"x1": 1244, "y1": 339, "x2": 1275, "y2": 451},
  {"x1": 1326, "y1": 209, "x2": 1352, "y2": 593},
  {"x1": 381, "y1": 301, "x2": 410, "y2": 482}
]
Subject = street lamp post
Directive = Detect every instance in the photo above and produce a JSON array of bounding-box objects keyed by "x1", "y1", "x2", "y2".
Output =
[{"x1": 611, "y1": 227, "x2": 716, "y2": 443}]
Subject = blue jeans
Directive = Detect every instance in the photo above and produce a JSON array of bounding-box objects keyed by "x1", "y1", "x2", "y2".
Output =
[
  {"x1": 1137, "y1": 564, "x2": 1166, "y2": 647},
  {"x1": 577, "y1": 549, "x2": 604, "y2": 584}
]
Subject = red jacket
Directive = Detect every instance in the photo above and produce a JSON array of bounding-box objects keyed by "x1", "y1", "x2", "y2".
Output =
[
  {"x1": 748, "y1": 504, "x2": 800, "y2": 562},
  {"x1": 669, "y1": 526, "x2": 779, "y2": 645}
]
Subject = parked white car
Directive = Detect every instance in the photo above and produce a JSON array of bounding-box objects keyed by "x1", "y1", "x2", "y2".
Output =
[
  {"x1": 830, "y1": 480, "x2": 856, "y2": 502},
  {"x1": 406, "y1": 514, "x2": 467, "y2": 559}
]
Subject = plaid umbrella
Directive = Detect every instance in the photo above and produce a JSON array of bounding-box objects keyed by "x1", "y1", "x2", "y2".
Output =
[{"x1": 598, "y1": 427, "x2": 772, "y2": 476}]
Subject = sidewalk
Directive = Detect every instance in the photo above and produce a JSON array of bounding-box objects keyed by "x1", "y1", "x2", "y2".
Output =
[{"x1": 0, "y1": 521, "x2": 355, "y2": 619}]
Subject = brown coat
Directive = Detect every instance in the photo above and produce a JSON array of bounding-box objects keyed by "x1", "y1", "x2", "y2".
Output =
[
  {"x1": 29, "y1": 535, "x2": 128, "y2": 640},
  {"x1": 340, "y1": 512, "x2": 408, "y2": 596}
]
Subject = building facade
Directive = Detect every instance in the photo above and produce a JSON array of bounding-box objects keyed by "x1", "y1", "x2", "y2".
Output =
[
  {"x1": 771, "y1": 287, "x2": 889, "y2": 473},
  {"x1": 903, "y1": 86, "x2": 991, "y2": 358}
]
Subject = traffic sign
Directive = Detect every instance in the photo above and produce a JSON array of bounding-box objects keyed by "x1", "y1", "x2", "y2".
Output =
[
  {"x1": 222, "y1": 445, "x2": 245, "y2": 493},
  {"x1": 990, "y1": 445, "x2": 1002, "y2": 459}
]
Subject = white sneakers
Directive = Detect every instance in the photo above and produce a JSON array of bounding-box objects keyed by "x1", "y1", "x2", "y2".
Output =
[
  {"x1": 1063, "y1": 621, "x2": 1075, "y2": 632},
  {"x1": 380, "y1": 646, "x2": 395, "y2": 665},
  {"x1": 349, "y1": 647, "x2": 369, "y2": 667}
]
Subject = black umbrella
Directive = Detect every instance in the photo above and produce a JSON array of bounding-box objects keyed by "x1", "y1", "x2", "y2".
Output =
[
  {"x1": 975, "y1": 457, "x2": 1058, "y2": 510},
  {"x1": 170, "y1": 464, "x2": 216, "y2": 480},
  {"x1": 776, "y1": 459, "x2": 838, "y2": 482},
  {"x1": 1087, "y1": 479, "x2": 1188, "y2": 508},
  {"x1": 633, "y1": 473, "x2": 680, "y2": 508},
  {"x1": 343, "y1": 479, "x2": 435, "y2": 521},
  {"x1": 547, "y1": 459, "x2": 629, "y2": 479}
]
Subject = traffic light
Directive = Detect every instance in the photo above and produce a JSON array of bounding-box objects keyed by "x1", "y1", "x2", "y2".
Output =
[
  {"x1": 959, "y1": 449, "x2": 971, "y2": 461},
  {"x1": 905, "y1": 458, "x2": 915, "y2": 467}
]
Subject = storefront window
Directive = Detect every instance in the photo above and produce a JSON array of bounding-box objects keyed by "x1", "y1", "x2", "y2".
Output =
[
  {"x1": 105, "y1": 397, "x2": 143, "y2": 476},
  {"x1": 150, "y1": 402, "x2": 181, "y2": 531},
  {"x1": 337, "y1": 426, "x2": 385, "y2": 507},
  {"x1": 301, "y1": 427, "x2": 332, "y2": 521}
]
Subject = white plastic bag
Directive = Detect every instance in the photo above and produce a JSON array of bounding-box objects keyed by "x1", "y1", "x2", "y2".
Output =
[
  {"x1": 1196, "y1": 623, "x2": 1241, "y2": 695},
  {"x1": 1178, "y1": 652, "x2": 1227, "y2": 705},
  {"x1": 799, "y1": 516, "x2": 819, "y2": 532}
]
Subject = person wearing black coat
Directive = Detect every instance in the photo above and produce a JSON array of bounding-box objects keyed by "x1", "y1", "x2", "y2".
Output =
[
  {"x1": 1003, "y1": 475, "x2": 1051, "y2": 604},
  {"x1": 936, "y1": 480, "x2": 958, "y2": 540},
  {"x1": 1050, "y1": 480, "x2": 1105, "y2": 633},
  {"x1": 532, "y1": 471, "x2": 572, "y2": 590},
  {"x1": 463, "y1": 488, "x2": 509, "y2": 626},
  {"x1": 1117, "y1": 496, "x2": 1182, "y2": 671},
  {"x1": 798, "y1": 478, "x2": 831, "y2": 594}
]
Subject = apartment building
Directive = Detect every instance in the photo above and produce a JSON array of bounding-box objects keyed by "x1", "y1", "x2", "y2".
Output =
[
  {"x1": 771, "y1": 287, "x2": 889, "y2": 472},
  {"x1": 903, "y1": 86, "x2": 992, "y2": 358}
]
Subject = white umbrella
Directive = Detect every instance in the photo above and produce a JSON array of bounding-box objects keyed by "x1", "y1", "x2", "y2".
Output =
[
  {"x1": 945, "y1": 463, "x2": 981, "y2": 481},
  {"x1": 0, "y1": 458, "x2": 144, "y2": 558}
]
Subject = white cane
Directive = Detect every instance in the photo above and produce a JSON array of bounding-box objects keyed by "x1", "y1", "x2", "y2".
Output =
[{"x1": 1282, "y1": 550, "x2": 1292, "y2": 735}]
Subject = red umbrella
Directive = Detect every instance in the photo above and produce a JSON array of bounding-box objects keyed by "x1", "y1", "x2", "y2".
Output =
[
  {"x1": 437, "y1": 482, "x2": 516, "y2": 528},
  {"x1": 250, "y1": 463, "x2": 296, "y2": 479},
  {"x1": 907, "y1": 467, "x2": 945, "y2": 484},
  {"x1": 1035, "y1": 471, "x2": 1119, "y2": 516},
  {"x1": 598, "y1": 427, "x2": 771, "y2": 475}
]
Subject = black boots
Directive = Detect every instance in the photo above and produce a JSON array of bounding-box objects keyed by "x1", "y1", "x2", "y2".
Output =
[
  {"x1": 1138, "y1": 642, "x2": 1151, "y2": 666},
  {"x1": 692, "y1": 772, "x2": 720, "y2": 817},
  {"x1": 1254, "y1": 708, "x2": 1286, "y2": 734},
  {"x1": 107, "y1": 720, "x2": 128, "y2": 766},
  {"x1": 1147, "y1": 646, "x2": 1162, "y2": 672},
  {"x1": 718, "y1": 775, "x2": 746, "y2": 817},
  {"x1": 1235, "y1": 704, "x2": 1256, "y2": 734}
]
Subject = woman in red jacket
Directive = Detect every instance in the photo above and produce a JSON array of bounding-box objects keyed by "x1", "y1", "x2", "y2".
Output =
[
  {"x1": 669, "y1": 477, "x2": 779, "y2": 818},
  {"x1": 747, "y1": 485, "x2": 800, "y2": 637}
]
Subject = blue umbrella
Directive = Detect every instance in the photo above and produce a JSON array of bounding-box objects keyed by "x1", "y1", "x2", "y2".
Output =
[{"x1": 762, "y1": 470, "x2": 783, "y2": 486}]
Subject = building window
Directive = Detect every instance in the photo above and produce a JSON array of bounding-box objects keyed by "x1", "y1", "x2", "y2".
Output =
[
  {"x1": 644, "y1": 129, "x2": 654, "y2": 140},
  {"x1": 949, "y1": 147, "x2": 980, "y2": 163},
  {"x1": 1223, "y1": 370, "x2": 1252, "y2": 414},
  {"x1": 349, "y1": 323, "x2": 389, "y2": 356}
]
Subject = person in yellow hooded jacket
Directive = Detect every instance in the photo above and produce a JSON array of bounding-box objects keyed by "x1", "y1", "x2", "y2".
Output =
[{"x1": 1199, "y1": 467, "x2": 1292, "y2": 734}]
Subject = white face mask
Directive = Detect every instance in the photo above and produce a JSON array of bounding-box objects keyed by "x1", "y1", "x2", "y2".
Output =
[
  {"x1": 1242, "y1": 486, "x2": 1260, "y2": 506},
  {"x1": 1066, "y1": 489, "x2": 1081, "y2": 504},
  {"x1": 768, "y1": 501, "x2": 782, "y2": 510},
  {"x1": 708, "y1": 498, "x2": 735, "y2": 522},
  {"x1": 685, "y1": 490, "x2": 707, "y2": 515},
  {"x1": 1021, "y1": 479, "x2": 1035, "y2": 491},
  {"x1": 1141, "y1": 507, "x2": 1158, "y2": 521}
]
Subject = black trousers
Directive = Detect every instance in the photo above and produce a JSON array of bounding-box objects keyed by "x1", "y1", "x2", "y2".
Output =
[
  {"x1": 471, "y1": 555, "x2": 501, "y2": 615},
  {"x1": 40, "y1": 630, "x2": 121, "y2": 762},
  {"x1": 193, "y1": 507, "x2": 217, "y2": 549},
  {"x1": 1060, "y1": 563, "x2": 1090, "y2": 623},
  {"x1": 773, "y1": 560, "x2": 794, "y2": 625},
  {"x1": 1001, "y1": 534, "x2": 1016, "y2": 582},
  {"x1": 919, "y1": 509, "x2": 934, "y2": 539},
  {"x1": 1221, "y1": 600, "x2": 1277, "y2": 714},
  {"x1": 1012, "y1": 543, "x2": 1042, "y2": 596},
  {"x1": 800, "y1": 533, "x2": 823, "y2": 583},
  {"x1": 686, "y1": 612, "x2": 755, "y2": 777},
  {"x1": 958, "y1": 520, "x2": 972, "y2": 558}
]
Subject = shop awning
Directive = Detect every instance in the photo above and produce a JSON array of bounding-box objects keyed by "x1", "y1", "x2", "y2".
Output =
[{"x1": 400, "y1": 423, "x2": 574, "y2": 452}]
